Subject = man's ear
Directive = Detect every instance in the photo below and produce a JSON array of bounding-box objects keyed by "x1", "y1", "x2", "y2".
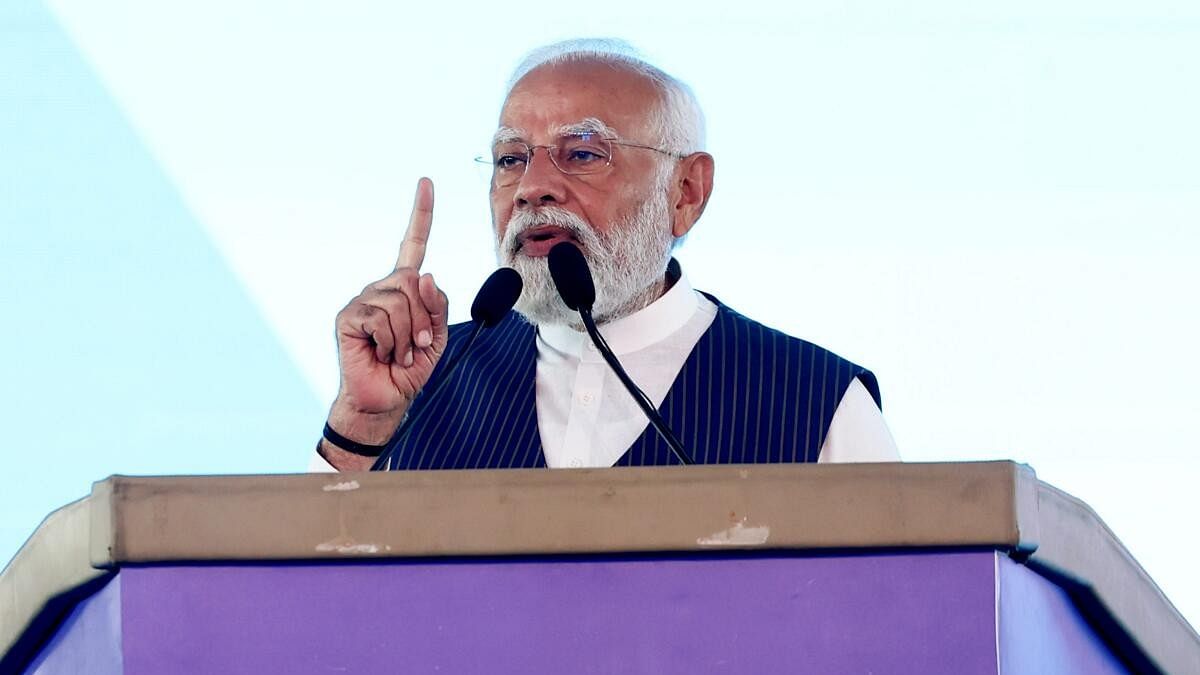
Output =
[{"x1": 670, "y1": 152, "x2": 715, "y2": 238}]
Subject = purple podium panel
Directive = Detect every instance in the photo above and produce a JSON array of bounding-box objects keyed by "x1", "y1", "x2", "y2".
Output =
[{"x1": 113, "y1": 551, "x2": 1000, "y2": 675}]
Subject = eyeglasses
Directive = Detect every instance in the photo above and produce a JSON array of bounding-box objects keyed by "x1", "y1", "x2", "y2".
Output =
[{"x1": 476, "y1": 132, "x2": 685, "y2": 187}]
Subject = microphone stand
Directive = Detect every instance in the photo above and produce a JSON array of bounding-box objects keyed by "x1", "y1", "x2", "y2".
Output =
[{"x1": 370, "y1": 322, "x2": 484, "y2": 471}]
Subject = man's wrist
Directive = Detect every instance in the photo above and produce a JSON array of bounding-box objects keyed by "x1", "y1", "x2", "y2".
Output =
[
  {"x1": 325, "y1": 399, "x2": 408, "y2": 446},
  {"x1": 316, "y1": 438, "x2": 377, "y2": 472},
  {"x1": 322, "y1": 423, "x2": 388, "y2": 457},
  {"x1": 320, "y1": 399, "x2": 409, "y2": 471}
]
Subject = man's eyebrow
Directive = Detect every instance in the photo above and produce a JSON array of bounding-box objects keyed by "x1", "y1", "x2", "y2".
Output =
[
  {"x1": 554, "y1": 117, "x2": 619, "y2": 138},
  {"x1": 492, "y1": 126, "x2": 525, "y2": 145},
  {"x1": 492, "y1": 118, "x2": 620, "y2": 145}
]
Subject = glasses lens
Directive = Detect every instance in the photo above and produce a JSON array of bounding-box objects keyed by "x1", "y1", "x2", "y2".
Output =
[
  {"x1": 487, "y1": 134, "x2": 614, "y2": 186},
  {"x1": 553, "y1": 133, "x2": 611, "y2": 175},
  {"x1": 492, "y1": 142, "x2": 530, "y2": 186}
]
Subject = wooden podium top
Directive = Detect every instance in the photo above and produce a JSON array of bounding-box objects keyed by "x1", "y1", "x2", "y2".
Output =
[{"x1": 2, "y1": 461, "x2": 1197, "y2": 674}]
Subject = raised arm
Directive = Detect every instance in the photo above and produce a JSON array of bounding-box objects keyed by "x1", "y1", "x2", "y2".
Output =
[{"x1": 318, "y1": 178, "x2": 450, "y2": 471}]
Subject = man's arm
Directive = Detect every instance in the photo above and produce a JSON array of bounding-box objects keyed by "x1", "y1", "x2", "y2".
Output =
[{"x1": 817, "y1": 377, "x2": 901, "y2": 463}]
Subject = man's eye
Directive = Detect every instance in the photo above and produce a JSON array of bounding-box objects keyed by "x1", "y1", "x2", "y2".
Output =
[
  {"x1": 495, "y1": 154, "x2": 527, "y2": 169},
  {"x1": 563, "y1": 149, "x2": 606, "y2": 164}
]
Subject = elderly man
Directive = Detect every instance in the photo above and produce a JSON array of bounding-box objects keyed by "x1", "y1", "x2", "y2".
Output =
[{"x1": 315, "y1": 40, "x2": 898, "y2": 472}]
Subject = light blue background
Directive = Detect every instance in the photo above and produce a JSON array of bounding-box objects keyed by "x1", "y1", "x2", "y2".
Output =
[{"x1": 3, "y1": 0, "x2": 1198, "y2": 627}]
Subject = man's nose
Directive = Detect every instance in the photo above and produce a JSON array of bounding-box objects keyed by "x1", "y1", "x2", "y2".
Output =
[{"x1": 513, "y1": 148, "x2": 567, "y2": 208}]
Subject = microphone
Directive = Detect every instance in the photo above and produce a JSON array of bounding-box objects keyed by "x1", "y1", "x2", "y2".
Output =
[
  {"x1": 471, "y1": 267, "x2": 523, "y2": 326},
  {"x1": 546, "y1": 243, "x2": 595, "y2": 311},
  {"x1": 372, "y1": 267, "x2": 523, "y2": 470},
  {"x1": 547, "y1": 242, "x2": 694, "y2": 465}
]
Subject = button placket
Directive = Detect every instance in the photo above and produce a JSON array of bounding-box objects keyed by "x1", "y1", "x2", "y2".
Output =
[{"x1": 560, "y1": 354, "x2": 605, "y2": 468}]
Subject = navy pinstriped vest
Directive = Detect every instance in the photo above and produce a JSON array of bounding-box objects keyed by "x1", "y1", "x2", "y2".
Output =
[{"x1": 380, "y1": 293, "x2": 880, "y2": 470}]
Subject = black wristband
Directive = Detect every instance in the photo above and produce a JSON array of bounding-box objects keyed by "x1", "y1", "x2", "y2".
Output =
[{"x1": 322, "y1": 423, "x2": 388, "y2": 457}]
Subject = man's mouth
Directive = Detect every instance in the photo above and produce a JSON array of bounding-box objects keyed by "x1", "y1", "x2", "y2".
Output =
[{"x1": 516, "y1": 226, "x2": 578, "y2": 258}]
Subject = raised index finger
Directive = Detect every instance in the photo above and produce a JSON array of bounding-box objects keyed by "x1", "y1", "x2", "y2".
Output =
[{"x1": 395, "y1": 177, "x2": 434, "y2": 270}]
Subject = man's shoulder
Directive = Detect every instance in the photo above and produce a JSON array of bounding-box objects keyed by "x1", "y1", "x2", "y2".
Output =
[
  {"x1": 446, "y1": 311, "x2": 534, "y2": 340},
  {"x1": 698, "y1": 291, "x2": 882, "y2": 407},
  {"x1": 421, "y1": 312, "x2": 535, "y2": 395},
  {"x1": 699, "y1": 291, "x2": 832, "y2": 353},
  {"x1": 443, "y1": 311, "x2": 535, "y2": 358}
]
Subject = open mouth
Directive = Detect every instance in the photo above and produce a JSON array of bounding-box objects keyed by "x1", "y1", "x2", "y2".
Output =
[
  {"x1": 520, "y1": 225, "x2": 574, "y2": 242},
  {"x1": 516, "y1": 226, "x2": 578, "y2": 257},
  {"x1": 527, "y1": 230, "x2": 562, "y2": 242}
]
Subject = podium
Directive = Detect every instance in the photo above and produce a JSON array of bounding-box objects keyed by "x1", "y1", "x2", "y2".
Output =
[{"x1": 2, "y1": 462, "x2": 1197, "y2": 674}]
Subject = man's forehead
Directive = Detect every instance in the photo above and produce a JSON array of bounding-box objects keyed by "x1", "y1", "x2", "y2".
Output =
[
  {"x1": 492, "y1": 118, "x2": 621, "y2": 145},
  {"x1": 498, "y1": 61, "x2": 658, "y2": 142}
]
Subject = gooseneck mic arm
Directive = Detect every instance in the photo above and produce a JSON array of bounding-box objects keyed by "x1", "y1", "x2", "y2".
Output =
[
  {"x1": 372, "y1": 267, "x2": 523, "y2": 471},
  {"x1": 547, "y1": 242, "x2": 694, "y2": 465}
]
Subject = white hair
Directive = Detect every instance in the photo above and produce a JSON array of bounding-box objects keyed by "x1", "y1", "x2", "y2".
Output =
[{"x1": 505, "y1": 38, "x2": 706, "y2": 156}]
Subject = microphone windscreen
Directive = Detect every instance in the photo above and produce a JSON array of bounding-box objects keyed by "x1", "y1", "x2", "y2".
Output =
[
  {"x1": 470, "y1": 267, "x2": 523, "y2": 327},
  {"x1": 547, "y1": 242, "x2": 595, "y2": 312}
]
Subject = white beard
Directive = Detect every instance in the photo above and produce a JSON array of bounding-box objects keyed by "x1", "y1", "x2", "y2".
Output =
[{"x1": 496, "y1": 184, "x2": 676, "y2": 327}]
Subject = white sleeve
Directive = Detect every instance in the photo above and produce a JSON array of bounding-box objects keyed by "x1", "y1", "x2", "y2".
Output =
[
  {"x1": 308, "y1": 446, "x2": 340, "y2": 473},
  {"x1": 817, "y1": 378, "x2": 901, "y2": 463}
]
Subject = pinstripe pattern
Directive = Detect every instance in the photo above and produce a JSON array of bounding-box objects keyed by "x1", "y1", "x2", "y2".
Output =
[{"x1": 384, "y1": 295, "x2": 879, "y2": 470}]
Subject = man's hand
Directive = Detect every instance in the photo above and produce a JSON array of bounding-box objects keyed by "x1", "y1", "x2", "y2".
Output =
[{"x1": 321, "y1": 178, "x2": 449, "y2": 470}]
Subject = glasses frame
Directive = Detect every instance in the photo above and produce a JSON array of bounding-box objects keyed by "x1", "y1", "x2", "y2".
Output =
[{"x1": 476, "y1": 134, "x2": 688, "y2": 186}]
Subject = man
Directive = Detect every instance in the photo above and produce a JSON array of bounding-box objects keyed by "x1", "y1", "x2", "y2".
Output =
[{"x1": 315, "y1": 39, "x2": 898, "y2": 472}]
